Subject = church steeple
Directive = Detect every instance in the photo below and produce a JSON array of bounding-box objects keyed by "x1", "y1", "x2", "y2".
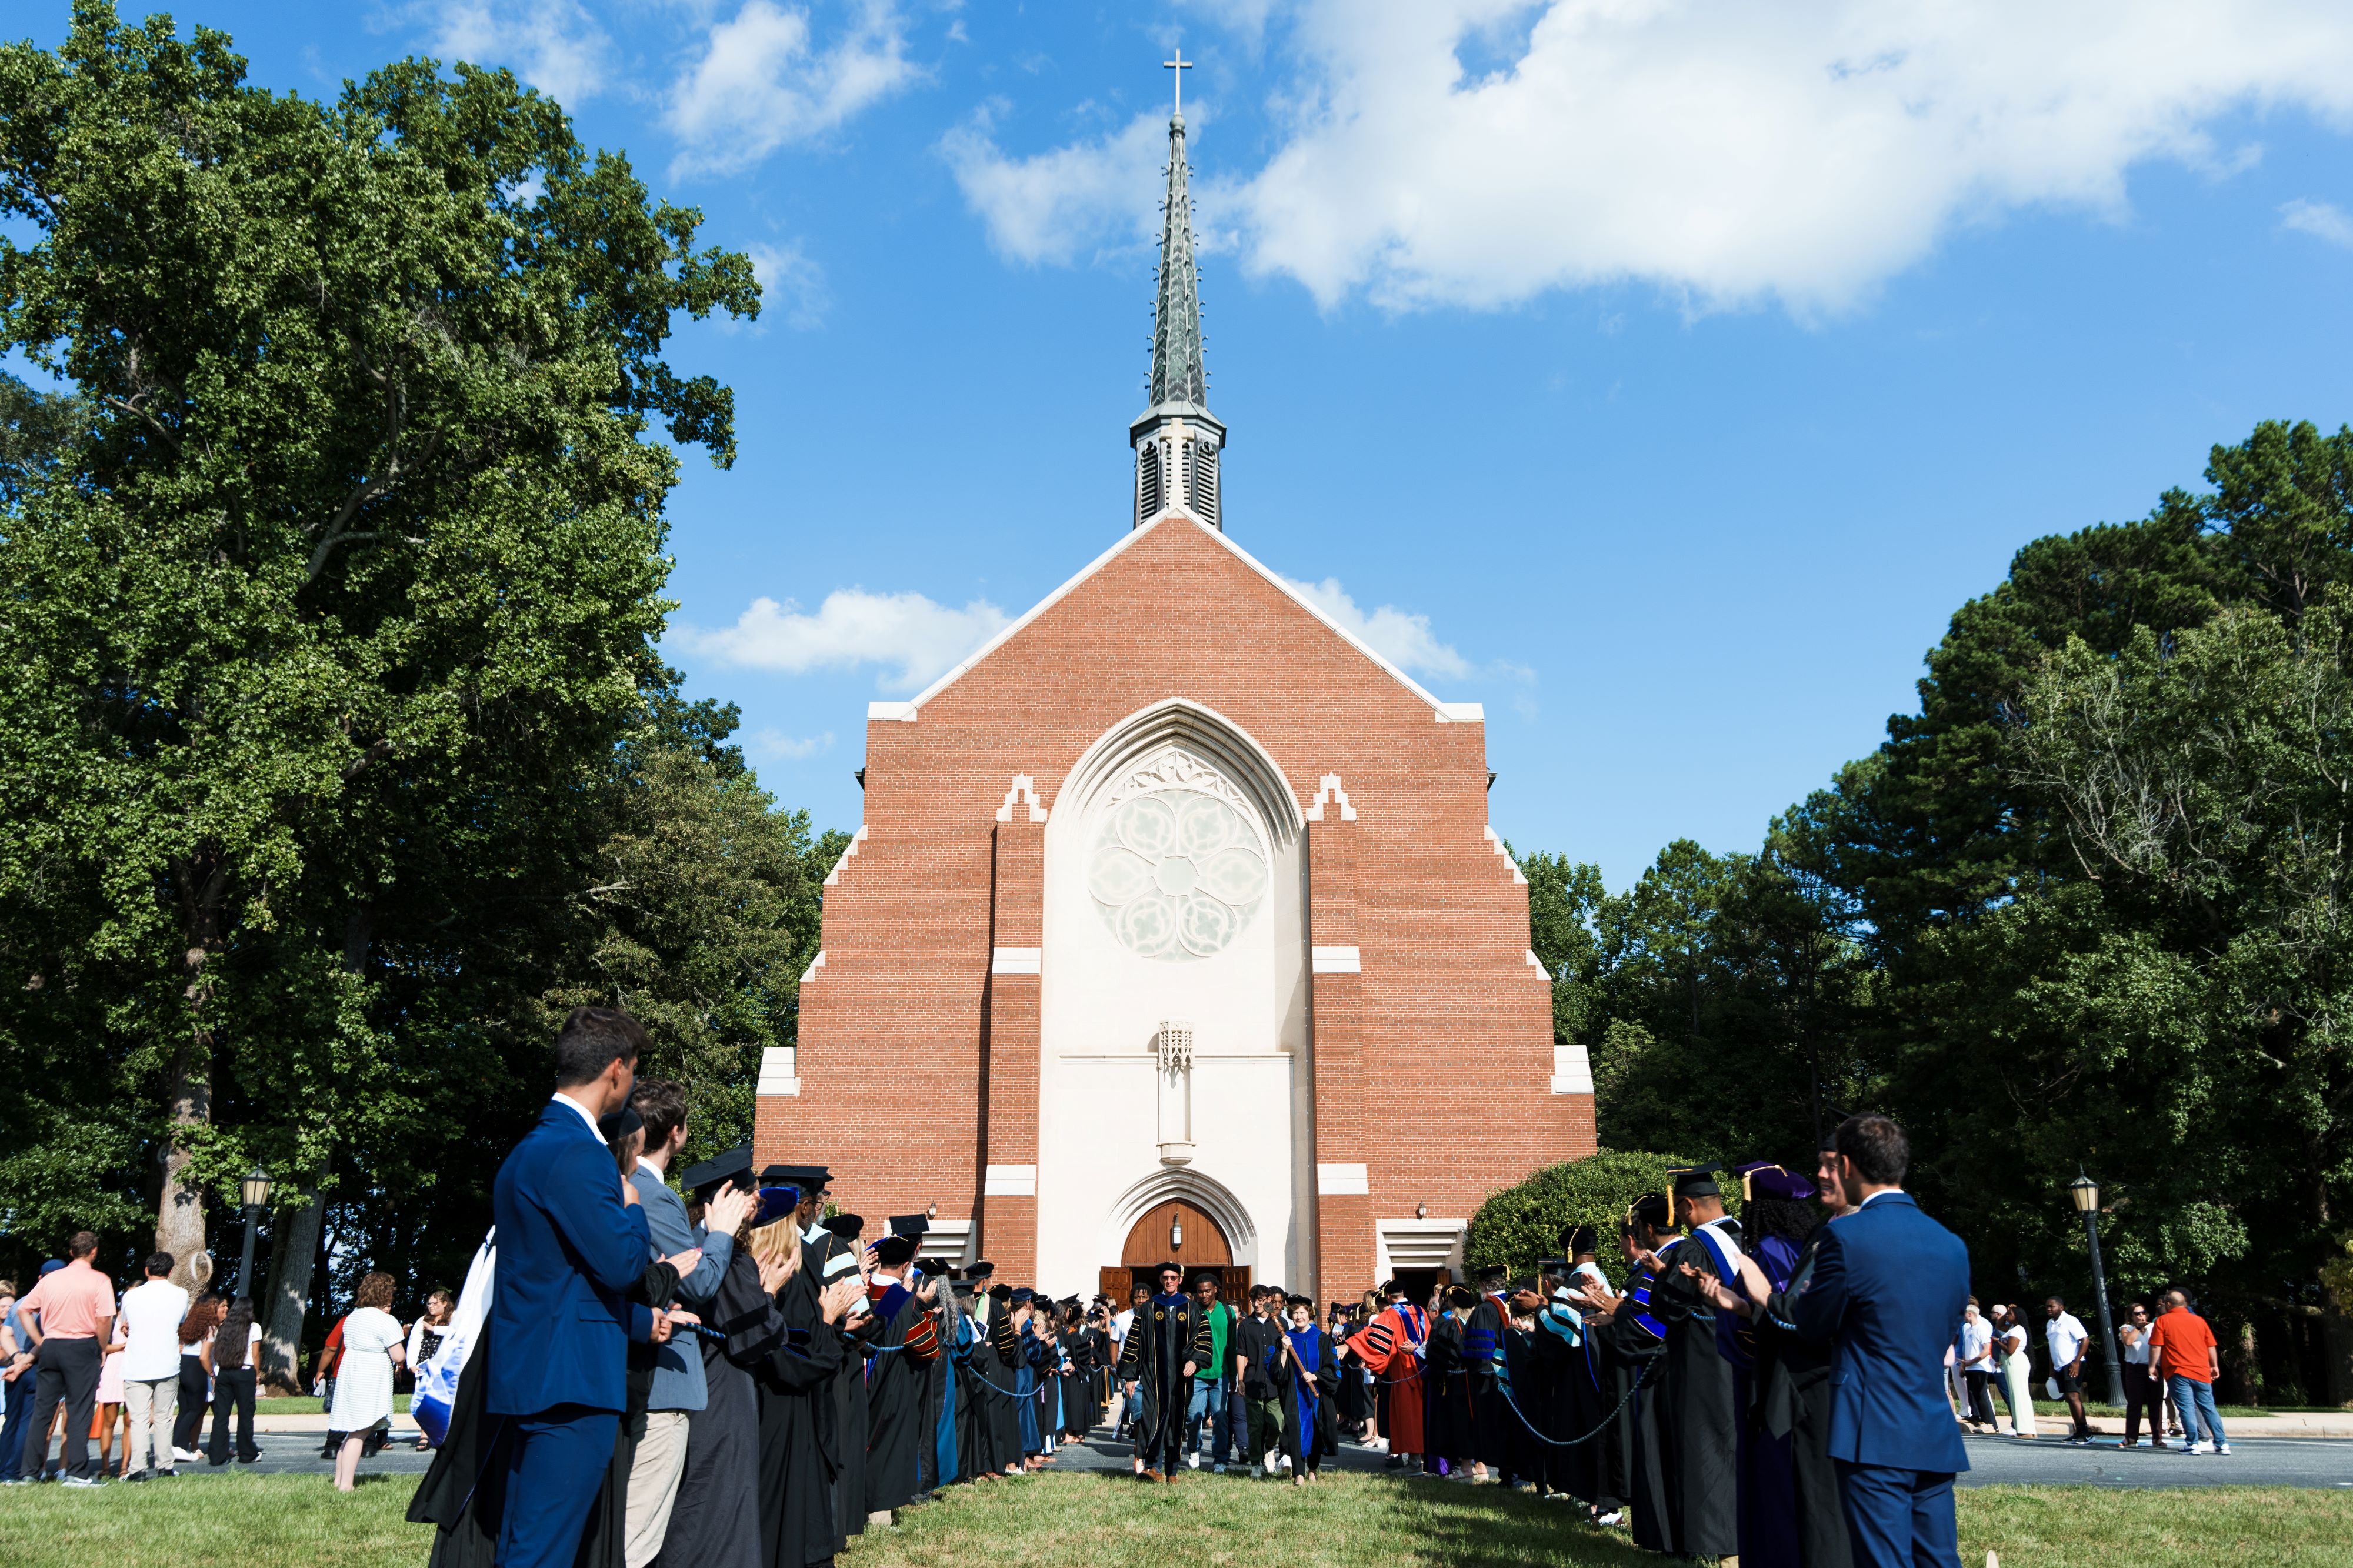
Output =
[{"x1": 1131, "y1": 47, "x2": 1224, "y2": 531}]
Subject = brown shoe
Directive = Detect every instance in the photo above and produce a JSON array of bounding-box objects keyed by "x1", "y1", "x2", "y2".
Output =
[{"x1": 1141, "y1": 1469, "x2": 1163, "y2": 1483}]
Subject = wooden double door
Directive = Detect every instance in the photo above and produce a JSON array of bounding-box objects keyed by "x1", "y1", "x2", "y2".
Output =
[{"x1": 1095, "y1": 1197, "x2": 1250, "y2": 1306}]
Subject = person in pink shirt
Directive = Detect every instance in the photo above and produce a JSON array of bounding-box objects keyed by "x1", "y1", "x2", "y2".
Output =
[{"x1": 18, "y1": 1233, "x2": 116, "y2": 1486}]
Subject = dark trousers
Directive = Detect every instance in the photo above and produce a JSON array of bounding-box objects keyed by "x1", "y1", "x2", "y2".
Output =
[
  {"x1": 206, "y1": 1366, "x2": 258, "y2": 1463},
  {"x1": 497, "y1": 1405, "x2": 619, "y2": 1568},
  {"x1": 0, "y1": 1370, "x2": 32, "y2": 1478},
  {"x1": 26, "y1": 1337, "x2": 101, "y2": 1479},
  {"x1": 173, "y1": 1356, "x2": 209, "y2": 1452},
  {"x1": 1835, "y1": 1460, "x2": 1957, "y2": 1568},
  {"x1": 2123, "y1": 1363, "x2": 2165, "y2": 1444},
  {"x1": 1961, "y1": 1370, "x2": 1997, "y2": 1426}
]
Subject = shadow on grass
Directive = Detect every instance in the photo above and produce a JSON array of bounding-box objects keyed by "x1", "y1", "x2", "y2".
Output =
[{"x1": 1372, "y1": 1476, "x2": 1652, "y2": 1567}]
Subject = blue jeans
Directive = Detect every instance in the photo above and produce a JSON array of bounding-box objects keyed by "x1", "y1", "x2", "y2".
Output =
[
  {"x1": 1185, "y1": 1378, "x2": 1231, "y2": 1463},
  {"x1": 2167, "y1": 1375, "x2": 2226, "y2": 1449},
  {"x1": 0, "y1": 1372, "x2": 31, "y2": 1479}
]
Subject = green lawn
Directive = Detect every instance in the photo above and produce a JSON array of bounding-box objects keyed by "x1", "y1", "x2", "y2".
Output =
[
  {"x1": 255, "y1": 1395, "x2": 411, "y2": 1416},
  {"x1": 1, "y1": 1471, "x2": 2348, "y2": 1568}
]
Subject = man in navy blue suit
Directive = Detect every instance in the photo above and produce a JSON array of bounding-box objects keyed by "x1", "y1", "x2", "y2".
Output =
[
  {"x1": 1791, "y1": 1115, "x2": 1970, "y2": 1568},
  {"x1": 489, "y1": 1007, "x2": 659, "y2": 1568}
]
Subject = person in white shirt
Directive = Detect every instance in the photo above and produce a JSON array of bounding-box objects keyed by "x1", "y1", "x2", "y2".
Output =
[
  {"x1": 1955, "y1": 1300, "x2": 1997, "y2": 1430},
  {"x1": 2043, "y1": 1296, "x2": 2093, "y2": 1444},
  {"x1": 2117, "y1": 1300, "x2": 2167, "y2": 1449},
  {"x1": 115, "y1": 1253, "x2": 189, "y2": 1481},
  {"x1": 1987, "y1": 1305, "x2": 2034, "y2": 1437}
]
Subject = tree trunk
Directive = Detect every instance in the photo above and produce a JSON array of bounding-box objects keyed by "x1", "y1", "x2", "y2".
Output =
[
  {"x1": 259, "y1": 1184, "x2": 328, "y2": 1394},
  {"x1": 156, "y1": 852, "x2": 228, "y2": 1293}
]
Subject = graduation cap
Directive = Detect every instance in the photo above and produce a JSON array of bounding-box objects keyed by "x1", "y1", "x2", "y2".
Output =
[
  {"x1": 1665, "y1": 1163, "x2": 1725, "y2": 1207},
  {"x1": 887, "y1": 1213, "x2": 931, "y2": 1239},
  {"x1": 820, "y1": 1213, "x2": 865, "y2": 1241},
  {"x1": 761, "y1": 1163, "x2": 831, "y2": 1192},
  {"x1": 872, "y1": 1233, "x2": 918, "y2": 1268},
  {"x1": 683, "y1": 1143, "x2": 754, "y2": 1205},
  {"x1": 966, "y1": 1260, "x2": 996, "y2": 1282},
  {"x1": 597, "y1": 1105, "x2": 644, "y2": 1143},
  {"x1": 988, "y1": 1283, "x2": 1012, "y2": 1302},
  {"x1": 1152, "y1": 1259, "x2": 1184, "y2": 1278},
  {"x1": 1474, "y1": 1263, "x2": 1509, "y2": 1286},
  {"x1": 1732, "y1": 1160, "x2": 1815, "y2": 1203},
  {"x1": 752, "y1": 1185, "x2": 801, "y2": 1228},
  {"x1": 1558, "y1": 1223, "x2": 1598, "y2": 1256},
  {"x1": 1009, "y1": 1286, "x2": 1035, "y2": 1304}
]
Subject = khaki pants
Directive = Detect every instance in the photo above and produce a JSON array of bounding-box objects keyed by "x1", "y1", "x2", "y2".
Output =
[
  {"x1": 624, "y1": 1410, "x2": 690, "y2": 1568},
  {"x1": 123, "y1": 1376, "x2": 179, "y2": 1473}
]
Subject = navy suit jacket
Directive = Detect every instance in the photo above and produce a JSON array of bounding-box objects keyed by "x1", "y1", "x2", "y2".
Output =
[
  {"x1": 1791, "y1": 1190, "x2": 1971, "y2": 1473},
  {"x1": 487, "y1": 1099, "x2": 654, "y2": 1417}
]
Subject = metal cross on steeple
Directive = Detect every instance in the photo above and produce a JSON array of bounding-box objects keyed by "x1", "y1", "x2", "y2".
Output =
[{"x1": 1165, "y1": 46, "x2": 1191, "y2": 118}]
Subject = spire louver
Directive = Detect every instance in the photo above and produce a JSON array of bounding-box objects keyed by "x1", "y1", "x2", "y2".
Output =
[{"x1": 1129, "y1": 52, "x2": 1225, "y2": 533}]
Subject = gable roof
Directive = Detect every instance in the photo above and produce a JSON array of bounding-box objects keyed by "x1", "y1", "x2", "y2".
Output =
[{"x1": 868, "y1": 513, "x2": 1483, "y2": 725}]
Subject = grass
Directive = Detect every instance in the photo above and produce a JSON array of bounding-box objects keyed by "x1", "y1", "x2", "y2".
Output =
[
  {"x1": 2024, "y1": 1399, "x2": 2299, "y2": 1419},
  {"x1": 2, "y1": 1471, "x2": 2349, "y2": 1568},
  {"x1": 254, "y1": 1395, "x2": 410, "y2": 1415}
]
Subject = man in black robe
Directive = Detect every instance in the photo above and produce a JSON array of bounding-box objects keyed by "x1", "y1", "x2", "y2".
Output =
[
  {"x1": 812, "y1": 1214, "x2": 876, "y2": 1544},
  {"x1": 1649, "y1": 1165, "x2": 1742, "y2": 1560},
  {"x1": 860, "y1": 1232, "x2": 940, "y2": 1524},
  {"x1": 1116, "y1": 1260, "x2": 1211, "y2": 1482},
  {"x1": 649, "y1": 1148, "x2": 763, "y2": 1568},
  {"x1": 1576, "y1": 1197, "x2": 1673, "y2": 1551},
  {"x1": 1466, "y1": 1264, "x2": 1512, "y2": 1479}
]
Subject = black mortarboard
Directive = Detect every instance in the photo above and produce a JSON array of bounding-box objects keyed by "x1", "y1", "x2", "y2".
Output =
[
  {"x1": 1474, "y1": 1263, "x2": 1508, "y2": 1285},
  {"x1": 598, "y1": 1106, "x2": 644, "y2": 1142},
  {"x1": 1560, "y1": 1223, "x2": 1599, "y2": 1256},
  {"x1": 1153, "y1": 1260, "x2": 1183, "y2": 1277},
  {"x1": 683, "y1": 1143, "x2": 755, "y2": 1203},
  {"x1": 752, "y1": 1185, "x2": 801, "y2": 1227},
  {"x1": 1667, "y1": 1164, "x2": 1724, "y2": 1203},
  {"x1": 1011, "y1": 1286, "x2": 1035, "y2": 1303},
  {"x1": 966, "y1": 1260, "x2": 995, "y2": 1281},
  {"x1": 988, "y1": 1283, "x2": 1012, "y2": 1302},
  {"x1": 820, "y1": 1213, "x2": 864, "y2": 1240},
  {"x1": 887, "y1": 1213, "x2": 931, "y2": 1239},
  {"x1": 761, "y1": 1163, "x2": 831, "y2": 1190},
  {"x1": 925, "y1": 1262, "x2": 962, "y2": 1282},
  {"x1": 872, "y1": 1234, "x2": 917, "y2": 1268}
]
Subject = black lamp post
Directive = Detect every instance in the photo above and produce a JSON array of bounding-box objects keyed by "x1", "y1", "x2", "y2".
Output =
[
  {"x1": 2068, "y1": 1170, "x2": 2125, "y2": 1410},
  {"x1": 235, "y1": 1168, "x2": 274, "y2": 1299}
]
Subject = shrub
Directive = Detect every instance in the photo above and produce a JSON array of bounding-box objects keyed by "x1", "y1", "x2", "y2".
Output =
[{"x1": 1463, "y1": 1149, "x2": 1738, "y2": 1276}]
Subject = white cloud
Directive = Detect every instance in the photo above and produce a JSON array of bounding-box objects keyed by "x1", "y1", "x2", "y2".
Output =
[
  {"x1": 665, "y1": 0, "x2": 921, "y2": 179},
  {"x1": 2281, "y1": 197, "x2": 2353, "y2": 248},
  {"x1": 422, "y1": 0, "x2": 612, "y2": 106},
  {"x1": 941, "y1": 107, "x2": 1173, "y2": 265},
  {"x1": 744, "y1": 242, "x2": 831, "y2": 329},
  {"x1": 968, "y1": 1, "x2": 2353, "y2": 315},
  {"x1": 678, "y1": 588, "x2": 1012, "y2": 691},
  {"x1": 1283, "y1": 576, "x2": 1471, "y2": 679},
  {"x1": 749, "y1": 728, "x2": 836, "y2": 760}
]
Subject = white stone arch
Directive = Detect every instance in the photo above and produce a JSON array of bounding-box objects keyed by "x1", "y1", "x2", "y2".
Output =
[
  {"x1": 1049, "y1": 698, "x2": 1303, "y2": 848},
  {"x1": 1098, "y1": 1165, "x2": 1261, "y2": 1271}
]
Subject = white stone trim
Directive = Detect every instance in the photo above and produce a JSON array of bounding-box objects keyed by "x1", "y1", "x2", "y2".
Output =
[
  {"x1": 1304, "y1": 774, "x2": 1358, "y2": 822},
  {"x1": 982, "y1": 1164, "x2": 1037, "y2": 1197},
  {"x1": 995, "y1": 774, "x2": 1048, "y2": 823},
  {"x1": 1483, "y1": 825, "x2": 1528, "y2": 885},
  {"x1": 899, "y1": 515, "x2": 1459, "y2": 722},
  {"x1": 1315, "y1": 1163, "x2": 1369, "y2": 1196},
  {"x1": 1551, "y1": 1043, "x2": 1594, "y2": 1096},
  {"x1": 1310, "y1": 945, "x2": 1362, "y2": 975},
  {"x1": 822, "y1": 825, "x2": 868, "y2": 886},
  {"x1": 868, "y1": 701, "x2": 917, "y2": 722},
  {"x1": 991, "y1": 946, "x2": 1042, "y2": 976},
  {"x1": 756, "y1": 1045, "x2": 800, "y2": 1097},
  {"x1": 1435, "y1": 702, "x2": 1485, "y2": 723},
  {"x1": 916, "y1": 1219, "x2": 974, "y2": 1267},
  {"x1": 1375, "y1": 1218, "x2": 1468, "y2": 1280},
  {"x1": 799, "y1": 949, "x2": 825, "y2": 985},
  {"x1": 1526, "y1": 949, "x2": 1548, "y2": 975}
]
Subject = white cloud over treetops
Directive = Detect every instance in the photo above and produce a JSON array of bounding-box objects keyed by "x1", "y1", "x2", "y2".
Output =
[
  {"x1": 679, "y1": 588, "x2": 1012, "y2": 692},
  {"x1": 1283, "y1": 576, "x2": 1471, "y2": 680},
  {"x1": 421, "y1": 0, "x2": 612, "y2": 107},
  {"x1": 665, "y1": 0, "x2": 921, "y2": 179},
  {"x1": 948, "y1": 0, "x2": 2353, "y2": 315}
]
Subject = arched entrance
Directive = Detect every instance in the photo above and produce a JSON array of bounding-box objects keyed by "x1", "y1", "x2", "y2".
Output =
[{"x1": 1099, "y1": 1199, "x2": 1250, "y2": 1303}]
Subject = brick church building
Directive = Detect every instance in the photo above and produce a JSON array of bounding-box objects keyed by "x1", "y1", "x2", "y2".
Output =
[{"x1": 754, "y1": 88, "x2": 1594, "y2": 1305}]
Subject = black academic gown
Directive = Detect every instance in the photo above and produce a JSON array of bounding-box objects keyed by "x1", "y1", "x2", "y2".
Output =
[
  {"x1": 755, "y1": 1277, "x2": 847, "y2": 1568},
  {"x1": 1598, "y1": 1263, "x2": 1670, "y2": 1552},
  {"x1": 1117, "y1": 1292, "x2": 1210, "y2": 1472},
  {"x1": 1651, "y1": 1231, "x2": 1741, "y2": 1560},
  {"x1": 863, "y1": 1285, "x2": 937, "y2": 1514},
  {"x1": 1424, "y1": 1315, "x2": 1477, "y2": 1464},
  {"x1": 1468, "y1": 1295, "x2": 1511, "y2": 1470},
  {"x1": 651, "y1": 1248, "x2": 771, "y2": 1568},
  {"x1": 1749, "y1": 1230, "x2": 1855, "y2": 1568}
]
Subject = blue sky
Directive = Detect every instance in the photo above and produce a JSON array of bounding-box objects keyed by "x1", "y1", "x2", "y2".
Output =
[{"x1": 21, "y1": 1, "x2": 2353, "y2": 888}]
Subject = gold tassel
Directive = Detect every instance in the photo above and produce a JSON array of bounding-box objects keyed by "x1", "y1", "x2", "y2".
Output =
[{"x1": 1742, "y1": 1169, "x2": 1754, "y2": 1203}]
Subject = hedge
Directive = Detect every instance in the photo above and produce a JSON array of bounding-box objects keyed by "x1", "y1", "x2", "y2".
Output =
[{"x1": 1462, "y1": 1149, "x2": 1742, "y2": 1277}]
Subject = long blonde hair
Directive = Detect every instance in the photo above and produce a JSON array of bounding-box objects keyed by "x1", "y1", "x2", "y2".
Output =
[{"x1": 747, "y1": 1217, "x2": 804, "y2": 1286}]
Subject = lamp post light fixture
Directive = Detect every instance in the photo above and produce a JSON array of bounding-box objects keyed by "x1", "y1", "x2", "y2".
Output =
[
  {"x1": 1170, "y1": 1214, "x2": 1184, "y2": 1251},
  {"x1": 236, "y1": 1167, "x2": 275, "y2": 1300},
  {"x1": 2068, "y1": 1170, "x2": 2126, "y2": 1410}
]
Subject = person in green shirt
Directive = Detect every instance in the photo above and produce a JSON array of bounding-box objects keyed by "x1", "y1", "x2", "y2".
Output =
[{"x1": 1184, "y1": 1274, "x2": 1239, "y2": 1472}]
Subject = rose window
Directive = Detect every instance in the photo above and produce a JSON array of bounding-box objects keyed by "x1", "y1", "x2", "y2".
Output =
[{"x1": 1088, "y1": 789, "x2": 1268, "y2": 959}]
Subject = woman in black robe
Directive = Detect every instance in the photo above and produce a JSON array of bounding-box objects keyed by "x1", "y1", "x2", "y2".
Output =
[
  {"x1": 746, "y1": 1219, "x2": 864, "y2": 1568},
  {"x1": 1424, "y1": 1287, "x2": 1479, "y2": 1477},
  {"x1": 650, "y1": 1220, "x2": 775, "y2": 1568}
]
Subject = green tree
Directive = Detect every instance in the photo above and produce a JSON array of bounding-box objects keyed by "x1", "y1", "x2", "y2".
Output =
[
  {"x1": 1464, "y1": 1150, "x2": 1708, "y2": 1279},
  {"x1": 0, "y1": 0, "x2": 756, "y2": 1337},
  {"x1": 1519, "y1": 850, "x2": 1605, "y2": 1043}
]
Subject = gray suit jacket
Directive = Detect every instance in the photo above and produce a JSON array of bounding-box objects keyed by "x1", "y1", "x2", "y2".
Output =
[{"x1": 630, "y1": 1164, "x2": 734, "y2": 1413}]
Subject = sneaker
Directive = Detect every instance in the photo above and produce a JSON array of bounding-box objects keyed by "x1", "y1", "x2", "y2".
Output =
[
  {"x1": 61, "y1": 1474, "x2": 102, "y2": 1487},
  {"x1": 172, "y1": 1447, "x2": 203, "y2": 1463},
  {"x1": 1211, "y1": 1462, "x2": 1225, "y2": 1474},
  {"x1": 2215, "y1": 1444, "x2": 2231, "y2": 1455},
  {"x1": 1595, "y1": 1509, "x2": 1626, "y2": 1528},
  {"x1": 1187, "y1": 1450, "x2": 1199, "y2": 1470},
  {"x1": 124, "y1": 1470, "x2": 148, "y2": 1483},
  {"x1": 2186, "y1": 1441, "x2": 2212, "y2": 1454}
]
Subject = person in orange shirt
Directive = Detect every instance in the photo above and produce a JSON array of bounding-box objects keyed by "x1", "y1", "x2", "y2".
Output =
[
  {"x1": 2146, "y1": 1289, "x2": 2229, "y2": 1456},
  {"x1": 18, "y1": 1233, "x2": 116, "y2": 1486}
]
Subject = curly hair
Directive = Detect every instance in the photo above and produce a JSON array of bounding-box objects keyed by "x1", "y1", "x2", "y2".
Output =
[{"x1": 354, "y1": 1271, "x2": 396, "y2": 1312}]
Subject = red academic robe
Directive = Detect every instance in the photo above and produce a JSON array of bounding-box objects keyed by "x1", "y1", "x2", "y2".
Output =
[{"x1": 1356, "y1": 1304, "x2": 1428, "y2": 1453}]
